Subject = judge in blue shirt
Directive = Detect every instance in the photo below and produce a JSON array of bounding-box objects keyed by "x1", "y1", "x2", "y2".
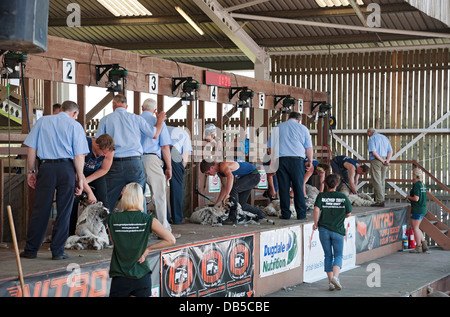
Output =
[
  {"x1": 21, "y1": 101, "x2": 89, "y2": 260},
  {"x1": 140, "y1": 98, "x2": 174, "y2": 234},
  {"x1": 166, "y1": 126, "x2": 192, "y2": 225},
  {"x1": 367, "y1": 128, "x2": 393, "y2": 207},
  {"x1": 267, "y1": 111, "x2": 313, "y2": 220},
  {"x1": 96, "y1": 94, "x2": 165, "y2": 213}
]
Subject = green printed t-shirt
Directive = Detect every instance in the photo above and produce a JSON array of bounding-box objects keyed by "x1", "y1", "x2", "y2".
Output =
[
  {"x1": 314, "y1": 191, "x2": 352, "y2": 236},
  {"x1": 108, "y1": 210, "x2": 154, "y2": 279},
  {"x1": 410, "y1": 181, "x2": 427, "y2": 215}
]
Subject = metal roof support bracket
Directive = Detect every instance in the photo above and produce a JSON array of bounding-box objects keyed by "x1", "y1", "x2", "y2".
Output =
[{"x1": 192, "y1": 0, "x2": 270, "y2": 80}]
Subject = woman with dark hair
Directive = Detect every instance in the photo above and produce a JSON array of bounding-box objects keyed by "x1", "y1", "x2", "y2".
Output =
[{"x1": 313, "y1": 174, "x2": 352, "y2": 291}]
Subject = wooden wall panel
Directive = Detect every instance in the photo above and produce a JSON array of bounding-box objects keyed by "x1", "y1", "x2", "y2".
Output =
[{"x1": 271, "y1": 48, "x2": 450, "y2": 193}]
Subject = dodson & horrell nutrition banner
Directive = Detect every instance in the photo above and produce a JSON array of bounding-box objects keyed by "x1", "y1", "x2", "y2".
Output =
[
  {"x1": 259, "y1": 226, "x2": 301, "y2": 278},
  {"x1": 161, "y1": 234, "x2": 254, "y2": 297},
  {"x1": 303, "y1": 216, "x2": 357, "y2": 283}
]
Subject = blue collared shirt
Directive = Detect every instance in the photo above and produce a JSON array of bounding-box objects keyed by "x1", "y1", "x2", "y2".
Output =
[
  {"x1": 96, "y1": 107, "x2": 156, "y2": 158},
  {"x1": 167, "y1": 126, "x2": 193, "y2": 155},
  {"x1": 267, "y1": 119, "x2": 312, "y2": 158},
  {"x1": 24, "y1": 112, "x2": 89, "y2": 159},
  {"x1": 368, "y1": 132, "x2": 392, "y2": 160},
  {"x1": 140, "y1": 111, "x2": 172, "y2": 158}
]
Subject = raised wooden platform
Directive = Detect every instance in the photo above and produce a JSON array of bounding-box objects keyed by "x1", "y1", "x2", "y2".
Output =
[{"x1": 1, "y1": 202, "x2": 441, "y2": 298}]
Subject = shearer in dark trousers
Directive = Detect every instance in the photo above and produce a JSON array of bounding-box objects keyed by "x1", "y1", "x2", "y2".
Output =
[
  {"x1": 21, "y1": 101, "x2": 89, "y2": 260},
  {"x1": 200, "y1": 159, "x2": 266, "y2": 225},
  {"x1": 267, "y1": 111, "x2": 313, "y2": 220}
]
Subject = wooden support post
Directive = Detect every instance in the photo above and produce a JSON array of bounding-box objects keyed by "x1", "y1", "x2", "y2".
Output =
[
  {"x1": 43, "y1": 80, "x2": 53, "y2": 116},
  {"x1": 85, "y1": 92, "x2": 114, "y2": 122},
  {"x1": 186, "y1": 100, "x2": 197, "y2": 211},
  {"x1": 76, "y1": 84, "x2": 86, "y2": 128},
  {"x1": 21, "y1": 78, "x2": 34, "y2": 134},
  {"x1": 134, "y1": 91, "x2": 141, "y2": 115},
  {"x1": 157, "y1": 94, "x2": 164, "y2": 113}
]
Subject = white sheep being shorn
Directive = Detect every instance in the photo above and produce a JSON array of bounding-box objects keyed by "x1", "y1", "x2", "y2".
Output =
[{"x1": 65, "y1": 202, "x2": 111, "y2": 250}]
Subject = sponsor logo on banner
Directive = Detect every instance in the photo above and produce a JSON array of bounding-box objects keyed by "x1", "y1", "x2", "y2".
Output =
[
  {"x1": 163, "y1": 251, "x2": 197, "y2": 297},
  {"x1": 198, "y1": 244, "x2": 225, "y2": 288},
  {"x1": 303, "y1": 217, "x2": 357, "y2": 283},
  {"x1": 162, "y1": 234, "x2": 254, "y2": 297},
  {"x1": 259, "y1": 226, "x2": 301, "y2": 277}
]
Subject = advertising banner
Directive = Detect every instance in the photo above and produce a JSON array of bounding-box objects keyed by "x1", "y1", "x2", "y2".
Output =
[
  {"x1": 161, "y1": 234, "x2": 254, "y2": 297},
  {"x1": 259, "y1": 226, "x2": 301, "y2": 277},
  {"x1": 208, "y1": 174, "x2": 221, "y2": 192},
  {"x1": 303, "y1": 216, "x2": 357, "y2": 283},
  {"x1": 257, "y1": 170, "x2": 268, "y2": 189},
  {"x1": 355, "y1": 207, "x2": 408, "y2": 253},
  {"x1": 0, "y1": 252, "x2": 160, "y2": 297}
]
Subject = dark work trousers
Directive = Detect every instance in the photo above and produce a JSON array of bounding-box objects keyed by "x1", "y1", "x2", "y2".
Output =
[
  {"x1": 24, "y1": 160, "x2": 76, "y2": 257},
  {"x1": 228, "y1": 172, "x2": 262, "y2": 221},
  {"x1": 277, "y1": 156, "x2": 306, "y2": 220},
  {"x1": 69, "y1": 174, "x2": 109, "y2": 235},
  {"x1": 330, "y1": 158, "x2": 349, "y2": 192},
  {"x1": 105, "y1": 157, "x2": 147, "y2": 213},
  {"x1": 166, "y1": 157, "x2": 185, "y2": 224}
]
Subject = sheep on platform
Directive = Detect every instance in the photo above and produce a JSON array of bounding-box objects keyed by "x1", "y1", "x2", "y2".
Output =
[{"x1": 65, "y1": 202, "x2": 111, "y2": 250}]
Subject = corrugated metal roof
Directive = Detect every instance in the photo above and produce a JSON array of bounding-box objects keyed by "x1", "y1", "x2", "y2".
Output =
[{"x1": 48, "y1": 0, "x2": 450, "y2": 70}]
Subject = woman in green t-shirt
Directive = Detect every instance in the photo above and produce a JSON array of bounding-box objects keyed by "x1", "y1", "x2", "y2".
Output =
[
  {"x1": 108, "y1": 183, "x2": 176, "y2": 297},
  {"x1": 313, "y1": 174, "x2": 352, "y2": 291},
  {"x1": 405, "y1": 168, "x2": 428, "y2": 253}
]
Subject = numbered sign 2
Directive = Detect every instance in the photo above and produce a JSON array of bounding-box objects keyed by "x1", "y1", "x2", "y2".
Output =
[
  {"x1": 62, "y1": 59, "x2": 76, "y2": 83},
  {"x1": 149, "y1": 73, "x2": 159, "y2": 94}
]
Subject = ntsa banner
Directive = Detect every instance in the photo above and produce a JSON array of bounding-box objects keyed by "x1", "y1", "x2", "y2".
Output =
[
  {"x1": 0, "y1": 253, "x2": 160, "y2": 297},
  {"x1": 355, "y1": 207, "x2": 408, "y2": 253},
  {"x1": 259, "y1": 226, "x2": 301, "y2": 278},
  {"x1": 303, "y1": 217, "x2": 357, "y2": 283}
]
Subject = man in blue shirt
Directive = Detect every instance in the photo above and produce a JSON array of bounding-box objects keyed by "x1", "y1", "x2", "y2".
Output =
[
  {"x1": 21, "y1": 101, "x2": 89, "y2": 260},
  {"x1": 96, "y1": 94, "x2": 165, "y2": 213},
  {"x1": 140, "y1": 98, "x2": 175, "y2": 235},
  {"x1": 166, "y1": 126, "x2": 192, "y2": 225},
  {"x1": 267, "y1": 112, "x2": 313, "y2": 220},
  {"x1": 367, "y1": 128, "x2": 393, "y2": 207}
]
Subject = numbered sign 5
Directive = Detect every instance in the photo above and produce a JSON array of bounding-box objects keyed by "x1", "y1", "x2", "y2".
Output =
[
  {"x1": 62, "y1": 59, "x2": 76, "y2": 83},
  {"x1": 258, "y1": 93, "x2": 265, "y2": 109},
  {"x1": 149, "y1": 73, "x2": 159, "y2": 93}
]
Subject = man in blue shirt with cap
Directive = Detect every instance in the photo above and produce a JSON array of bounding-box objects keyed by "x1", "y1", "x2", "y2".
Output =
[
  {"x1": 367, "y1": 128, "x2": 393, "y2": 207},
  {"x1": 21, "y1": 101, "x2": 89, "y2": 260},
  {"x1": 267, "y1": 111, "x2": 313, "y2": 220},
  {"x1": 96, "y1": 94, "x2": 165, "y2": 213}
]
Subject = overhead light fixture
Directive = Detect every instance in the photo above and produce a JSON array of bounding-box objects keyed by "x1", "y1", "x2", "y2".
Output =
[
  {"x1": 172, "y1": 77, "x2": 201, "y2": 105},
  {"x1": 96, "y1": 64, "x2": 128, "y2": 94},
  {"x1": 274, "y1": 95, "x2": 296, "y2": 114},
  {"x1": 229, "y1": 87, "x2": 254, "y2": 108},
  {"x1": 97, "y1": 0, "x2": 152, "y2": 16},
  {"x1": 315, "y1": 0, "x2": 363, "y2": 7},
  {"x1": 175, "y1": 6, "x2": 205, "y2": 35},
  {"x1": 2, "y1": 53, "x2": 28, "y2": 79}
]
